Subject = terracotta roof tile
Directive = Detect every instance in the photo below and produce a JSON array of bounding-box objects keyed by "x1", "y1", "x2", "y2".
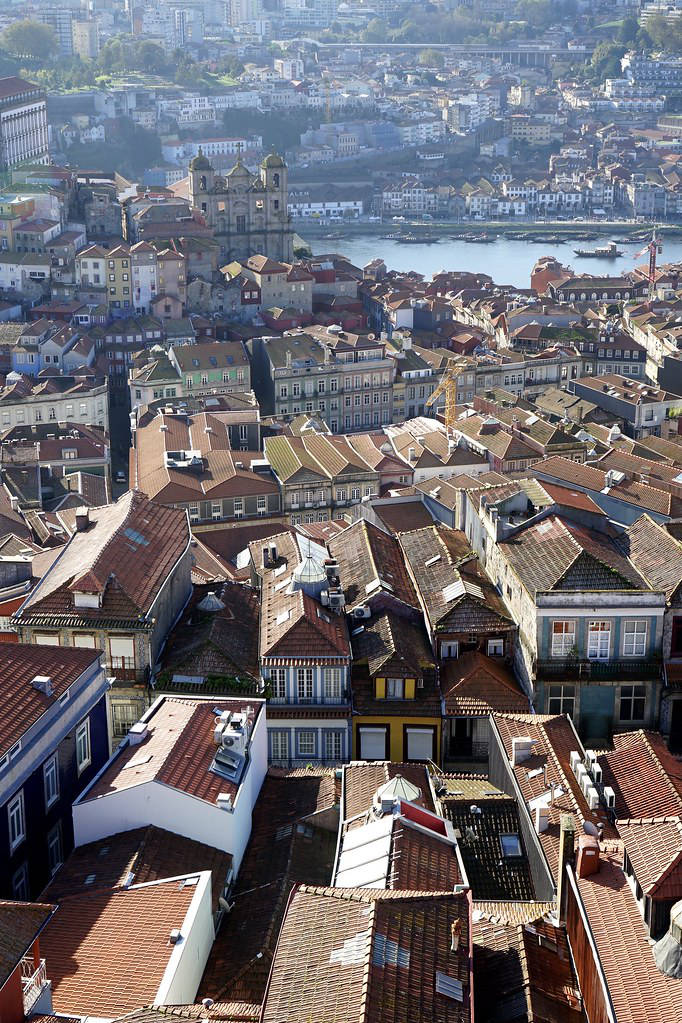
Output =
[
  {"x1": 617, "y1": 816, "x2": 682, "y2": 898},
  {"x1": 441, "y1": 652, "x2": 530, "y2": 716},
  {"x1": 261, "y1": 886, "x2": 472, "y2": 1023},
  {"x1": 86, "y1": 697, "x2": 263, "y2": 805},
  {"x1": 577, "y1": 853, "x2": 682, "y2": 1023},
  {"x1": 329, "y1": 519, "x2": 420, "y2": 613},
  {"x1": 618, "y1": 513, "x2": 682, "y2": 601},
  {"x1": 598, "y1": 730, "x2": 682, "y2": 819},
  {"x1": 0, "y1": 644, "x2": 100, "y2": 757},
  {"x1": 41, "y1": 881, "x2": 197, "y2": 1017},
  {"x1": 342, "y1": 762, "x2": 435, "y2": 822}
]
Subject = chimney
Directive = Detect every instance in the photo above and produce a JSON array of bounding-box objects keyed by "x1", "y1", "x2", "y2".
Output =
[
  {"x1": 535, "y1": 805, "x2": 550, "y2": 834},
  {"x1": 75, "y1": 506, "x2": 90, "y2": 531},
  {"x1": 31, "y1": 675, "x2": 53, "y2": 697},
  {"x1": 451, "y1": 919, "x2": 462, "y2": 952},
  {"x1": 654, "y1": 899, "x2": 682, "y2": 978},
  {"x1": 556, "y1": 813, "x2": 576, "y2": 923},
  {"x1": 576, "y1": 833, "x2": 600, "y2": 879}
]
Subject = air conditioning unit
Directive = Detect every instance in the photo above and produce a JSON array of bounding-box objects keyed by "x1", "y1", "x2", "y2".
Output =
[
  {"x1": 580, "y1": 773, "x2": 593, "y2": 799},
  {"x1": 584, "y1": 749, "x2": 598, "y2": 770},
  {"x1": 575, "y1": 762, "x2": 588, "y2": 787},
  {"x1": 586, "y1": 785, "x2": 600, "y2": 811},
  {"x1": 603, "y1": 786, "x2": 616, "y2": 809},
  {"x1": 591, "y1": 763, "x2": 603, "y2": 787},
  {"x1": 569, "y1": 750, "x2": 582, "y2": 774},
  {"x1": 353, "y1": 606, "x2": 371, "y2": 620}
]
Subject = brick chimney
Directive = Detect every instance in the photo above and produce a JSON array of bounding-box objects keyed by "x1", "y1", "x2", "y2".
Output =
[{"x1": 576, "y1": 834, "x2": 600, "y2": 879}]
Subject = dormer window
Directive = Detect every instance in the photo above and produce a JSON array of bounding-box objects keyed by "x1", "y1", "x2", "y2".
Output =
[{"x1": 73, "y1": 591, "x2": 102, "y2": 609}]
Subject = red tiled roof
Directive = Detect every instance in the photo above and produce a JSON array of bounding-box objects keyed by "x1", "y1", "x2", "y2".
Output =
[
  {"x1": 20, "y1": 491, "x2": 190, "y2": 622},
  {"x1": 441, "y1": 652, "x2": 530, "y2": 716},
  {"x1": 598, "y1": 730, "x2": 682, "y2": 819},
  {"x1": 493, "y1": 714, "x2": 617, "y2": 880},
  {"x1": 342, "y1": 762, "x2": 435, "y2": 822},
  {"x1": 261, "y1": 886, "x2": 472, "y2": 1023},
  {"x1": 40, "y1": 881, "x2": 197, "y2": 1017},
  {"x1": 616, "y1": 816, "x2": 682, "y2": 899},
  {"x1": 0, "y1": 644, "x2": 100, "y2": 757},
  {"x1": 577, "y1": 854, "x2": 682, "y2": 1023}
]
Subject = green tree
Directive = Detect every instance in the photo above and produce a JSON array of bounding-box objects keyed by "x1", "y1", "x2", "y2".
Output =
[
  {"x1": 2, "y1": 20, "x2": 57, "y2": 60},
  {"x1": 590, "y1": 41, "x2": 626, "y2": 82},
  {"x1": 418, "y1": 48, "x2": 445, "y2": 68},
  {"x1": 618, "y1": 16, "x2": 639, "y2": 44}
]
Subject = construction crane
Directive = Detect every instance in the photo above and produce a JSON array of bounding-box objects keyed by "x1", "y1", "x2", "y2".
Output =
[
  {"x1": 425, "y1": 359, "x2": 469, "y2": 433},
  {"x1": 634, "y1": 228, "x2": 662, "y2": 296}
]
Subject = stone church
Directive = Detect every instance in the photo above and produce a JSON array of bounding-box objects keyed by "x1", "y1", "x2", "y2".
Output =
[{"x1": 188, "y1": 148, "x2": 294, "y2": 263}]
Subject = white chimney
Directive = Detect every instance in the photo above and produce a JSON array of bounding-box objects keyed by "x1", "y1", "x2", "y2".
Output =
[
  {"x1": 511, "y1": 736, "x2": 534, "y2": 766},
  {"x1": 128, "y1": 722, "x2": 148, "y2": 745},
  {"x1": 535, "y1": 805, "x2": 550, "y2": 834}
]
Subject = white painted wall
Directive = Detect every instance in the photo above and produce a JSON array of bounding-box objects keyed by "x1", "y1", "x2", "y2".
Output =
[
  {"x1": 155, "y1": 871, "x2": 214, "y2": 1005},
  {"x1": 73, "y1": 703, "x2": 269, "y2": 873}
]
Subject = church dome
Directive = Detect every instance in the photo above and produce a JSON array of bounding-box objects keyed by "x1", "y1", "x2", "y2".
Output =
[
  {"x1": 261, "y1": 151, "x2": 285, "y2": 169},
  {"x1": 190, "y1": 147, "x2": 211, "y2": 171}
]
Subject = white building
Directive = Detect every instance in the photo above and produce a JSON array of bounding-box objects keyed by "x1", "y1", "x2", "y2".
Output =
[
  {"x1": 0, "y1": 373, "x2": 109, "y2": 432},
  {"x1": 0, "y1": 77, "x2": 49, "y2": 170},
  {"x1": 72, "y1": 695, "x2": 268, "y2": 872}
]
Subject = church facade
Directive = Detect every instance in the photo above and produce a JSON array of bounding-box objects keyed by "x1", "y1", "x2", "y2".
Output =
[{"x1": 188, "y1": 149, "x2": 294, "y2": 263}]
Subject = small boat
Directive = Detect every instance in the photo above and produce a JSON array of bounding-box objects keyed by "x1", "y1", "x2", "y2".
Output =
[
  {"x1": 465, "y1": 232, "x2": 496, "y2": 243},
  {"x1": 574, "y1": 240, "x2": 623, "y2": 258},
  {"x1": 397, "y1": 233, "x2": 440, "y2": 244}
]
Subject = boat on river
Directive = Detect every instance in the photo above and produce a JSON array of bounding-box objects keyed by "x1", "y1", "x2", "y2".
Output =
[{"x1": 574, "y1": 240, "x2": 623, "y2": 258}]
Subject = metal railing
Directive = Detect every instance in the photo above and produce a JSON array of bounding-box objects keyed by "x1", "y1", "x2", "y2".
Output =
[
  {"x1": 537, "y1": 657, "x2": 662, "y2": 681},
  {"x1": 21, "y1": 957, "x2": 47, "y2": 1014}
]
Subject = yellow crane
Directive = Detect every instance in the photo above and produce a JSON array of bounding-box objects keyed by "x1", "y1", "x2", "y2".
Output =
[{"x1": 425, "y1": 359, "x2": 469, "y2": 432}]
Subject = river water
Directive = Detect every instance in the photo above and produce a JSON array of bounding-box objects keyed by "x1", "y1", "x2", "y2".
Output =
[{"x1": 310, "y1": 233, "x2": 682, "y2": 289}]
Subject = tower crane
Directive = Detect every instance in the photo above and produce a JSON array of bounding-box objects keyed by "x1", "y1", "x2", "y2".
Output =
[
  {"x1": 425, "y1": 359, "x2": 469, "y2": 433},
  {"x1": 634, "y1": 228, "x2": 662, "y2": 297}
]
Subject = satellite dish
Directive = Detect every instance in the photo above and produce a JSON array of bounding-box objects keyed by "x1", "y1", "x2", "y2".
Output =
[{"x1": 582, "y1": 818, "x2": 600, "y2": 838}]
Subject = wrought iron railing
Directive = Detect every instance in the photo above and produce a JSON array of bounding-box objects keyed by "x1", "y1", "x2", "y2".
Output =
[{"x1": 537, "y1": 657, "x2": 662, "y2": 681}]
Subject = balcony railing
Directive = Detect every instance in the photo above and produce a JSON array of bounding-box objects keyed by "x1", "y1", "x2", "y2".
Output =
[
  {"x1": 21, "y1": 957, "x2": 47, "y2": 1014},
  {"x1": 537, "y1": 657, "x2": 662, "y2": 682}
]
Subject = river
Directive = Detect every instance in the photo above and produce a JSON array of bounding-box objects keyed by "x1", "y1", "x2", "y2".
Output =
[{"x1": 310, "y1": 233, "x2": 682, "y2": 289}]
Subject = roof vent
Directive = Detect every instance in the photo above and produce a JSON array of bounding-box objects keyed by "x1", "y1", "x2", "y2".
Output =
[
  {"x1": 198, "y1": 590, "x2": 225, "y2": 612},
  {"x1": 75, "y1": 506, "x2": 90, "y2": 532},
  {"x1": 169, "y1": 928, "x2": 182, "y2": 945},
  {"x1": 128, "y1": 722, "x2": 148, "y2": 746},
  {"x1": 31, "y1": 674, "x2": 53, "y2": 696},
  {"x1": 511, "y1": 736, "x2": 534, "y2": 766},
  {"x1": 654, "y1": 900, "x2": 682, "y2": 978}
]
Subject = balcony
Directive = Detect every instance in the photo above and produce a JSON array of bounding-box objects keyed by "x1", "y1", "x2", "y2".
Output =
[
  {"x1": 21, "y1": 957, "x2": 48, "y2": 1014},
  {"x1": 536, "y1": 657, "x2": 662, "y2": 682}
]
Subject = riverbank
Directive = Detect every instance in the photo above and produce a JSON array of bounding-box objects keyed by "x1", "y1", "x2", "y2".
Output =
[{"x1": 298, "y1": 219, "x2": 680, "y2": 241}]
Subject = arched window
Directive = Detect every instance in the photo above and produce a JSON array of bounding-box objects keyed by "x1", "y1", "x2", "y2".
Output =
[
  {"x1": 200, "y1": 175, "x2": 207, "y2": 191},
  {"x1": 273, "y1": 172, "x2": 280, "y2": 187}
]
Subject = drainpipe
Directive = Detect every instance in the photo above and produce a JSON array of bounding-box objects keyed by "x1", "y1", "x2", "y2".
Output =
[{"x1": 557, "y1": 813, "x2": 576, "y2": 924}]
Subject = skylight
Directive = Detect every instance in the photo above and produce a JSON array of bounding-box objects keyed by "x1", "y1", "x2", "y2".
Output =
[
  {"x1": 500, "y1": 833, "x2": 523, "y2": 858},
  {"x1": 275, "y1": 610, "x2": 291, "y2": 625},
  {"x1": 123, "y1": 527, "x2": 149, "y2": 547},
  {"x1": 442, "y1": 579, "x2": 465, "y2": 603}
]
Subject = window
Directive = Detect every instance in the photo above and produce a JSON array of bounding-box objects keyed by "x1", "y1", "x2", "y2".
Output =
[
  {"x1": 257, "y1": 495, "x2": 266, "y2": 512},
  {"x1": 324, "y1": 731, "x2": 342, "y2": 761},
  {"x1": 298, "y1": 731, "x2": 315, "y2": 757},
  {"x1": 47, "y1": 822, "x2": 62, "y2": 875},
  {"x1": 324, "y1": 668, "x2": 342, "y2": 701},
  {"x1": 189, "y1": 502, "x2": 199, "y2": 522},
  {"x1": 359, "y1": 726, "x2": 387, "y2": 760},
  {"x1": 386, "y1": 678, "x2": 404, "y2": 699},
  {"x1": 441, "y1": 641, "x2": 459, "y2": 658},
  {"x1": 234, "y1": 498, "x2": 243, "y2": 516},
  {"x1": 623, "y1": 620, "x2": 647, "y2": 657},
  {"x1": 297, "y1": 667, "x2": 313, "y2": 702},
  {"x1": 620, "y1": 685, "x2": 646, "y2": 722},
  {"x1": 270, "y1": 731, "x2": 289, "y2": 760},
  {"x1": 76, "y1": 718, "x2": 91, "y2": 774},
  {"x1": 269, "y1": 668, "x2": 286, "y2": 701},
  {"x1": 109, "y1": 636, "x2": 135, "y2": 672},
  {"x1": 500, "y1": 833, "x2": 523, "y2": 858},
  {"x1": 588, "y1": 621, "x2": 610, "y2": 660},
  {"x1": 212, "y1": 501, "x2": 222, "y2": 520},
  {"x1": 35, "y1": 633, "x2": 59, "y2": 646},
  {"x1": 112, "y1": 701, "x2": 141, "y2": 738},
  {"x1": 487, "y1": 638, "x2": 504, "y2": 657},
  {"x1": 73, "y1": 634, "x2": 96, "y2": 648},
  {"x1": 551, "y1": 620, "x2": 575, "y2": 657},
  {"x1": 43, "y1": 754, "x2": 59, "y2": 809},
  {"x1": 548, "y1": 685, "x2": 575, "y2": 717},
  {"x1": 8, "y1": 790, "x2": 25, "y2": 851},
  {"x1": 12, "y1": 862, "x2": 28, "y2": 900}
]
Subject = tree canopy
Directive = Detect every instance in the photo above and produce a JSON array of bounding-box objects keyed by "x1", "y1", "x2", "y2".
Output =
[{"x1": 1, "y1": 20, "x2": 57, "y2": 60}]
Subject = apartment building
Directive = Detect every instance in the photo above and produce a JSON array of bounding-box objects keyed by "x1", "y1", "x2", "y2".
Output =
[
  {"x1": 170, "y1": 341, "x2": 250, "y2": 396},
  {"x1": 0, "y1": 374, "x2": 109, "y2": 433},
  {"x1": 251, "y1": 326, "x2": 394, "y2": 431},
  {"x1": 0, "y1": 77, "x2": 49, "y2": 170}
]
